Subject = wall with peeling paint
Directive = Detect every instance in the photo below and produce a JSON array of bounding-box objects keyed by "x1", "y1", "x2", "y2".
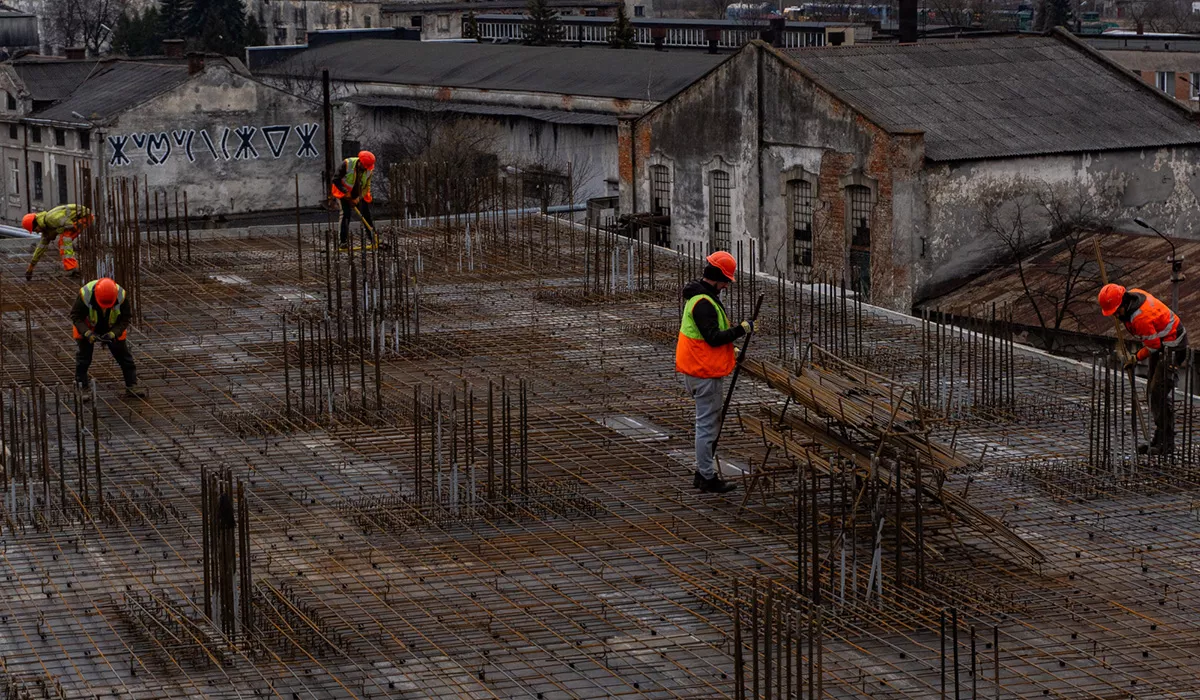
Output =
[
  {"x1": 624, "y1": 41, "x2": 1200, "y2": 313},
  {"x1": 919, "y1": 148, "x2": 1200, "y2": 300},
  {"x1": 351, "y1": 103, "x2": 618, "y2": 206}
]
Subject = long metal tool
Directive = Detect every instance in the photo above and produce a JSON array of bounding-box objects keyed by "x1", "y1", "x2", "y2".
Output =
[
  {"x1": 711, "y1": 293, "x2": 765, "y2": 465},
  {"x1": 1093, "y1": 237, "x2": 1150, "y2": 445}
]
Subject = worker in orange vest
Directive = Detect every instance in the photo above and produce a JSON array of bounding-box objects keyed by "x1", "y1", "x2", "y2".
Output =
[
  {"x1": 1099, "y1": 283, "x2": 1187, "y2": 455},
  {"x1": 676, "y1": 251, "x2": 754, "y2": 493},
  {"x1": 71, "y1": 278, "x2": 146, "y2": 400},
  {"x1": 331, "y1": 150, "x2": 375, "y2": 248}
]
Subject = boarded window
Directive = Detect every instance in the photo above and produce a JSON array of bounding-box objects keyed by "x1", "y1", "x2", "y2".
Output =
[
  {"x1": 787, "y1": 179, "x2": 813, "y2": 274},
  {"x1": 847, "y1": 184, "x2": 872, "y2": 298},
  {"x1": 8, "y1": 157, "x2": 18, "y2": 195},
  {"x1": 709, "y1": 169, "x2": 731, "y2": 251},
  {"x1": 56, "y1": 163, "x2": 67, "y2": 204},
  {"x1": 32, "y1": 160, "x2": 42, "y2": 201},
  {"x1": 649, "y1": 164, "x2": 671, "y2": 247}
]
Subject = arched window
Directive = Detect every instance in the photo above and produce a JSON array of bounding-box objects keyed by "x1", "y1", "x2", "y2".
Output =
[
  {"x1": 846, "y1": 184, "x2": 872, "y2": 298},
  {"x1": 709, "y1": 169, "x2": 731, "y2": 251},
  {"x1": 786, "y1": 179, "x2": 813, "y2": 274}
]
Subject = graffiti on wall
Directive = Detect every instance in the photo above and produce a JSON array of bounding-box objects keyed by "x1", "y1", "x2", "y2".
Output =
[{"x1": 108, "y1": 123, "x2": 321, "y2": 167}]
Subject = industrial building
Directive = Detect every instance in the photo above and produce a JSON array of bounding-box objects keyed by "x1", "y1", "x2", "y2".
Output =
[
  {"x1": 0, "y1": 51, "x2": 327, "y2": 222},
  {"x1": 619, "y1": 30, "x2": 1200, "y2": 311}
]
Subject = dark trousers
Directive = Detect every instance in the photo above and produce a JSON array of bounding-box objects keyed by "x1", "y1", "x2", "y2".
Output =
[
  {"x1": 76, "y1": 338, "x2": 137, "y2": 387},
  {"x1": 338, "y1": 199, "x2": 373, "y2": 246},
  {"x1": 1147, "y1": 330, "x2": 1188, "y2": 452}
]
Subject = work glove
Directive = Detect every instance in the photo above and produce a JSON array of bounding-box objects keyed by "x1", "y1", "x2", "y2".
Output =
[
  {"x1": 84, "y1": 330, "x2": 98, "y2": 343},
  {"x1": 99, "y1": 332, "x2": 116, "y2": 343},
  {"x1": 1123, "y1": 354, "x2": 1139, "y2": 370},
  {"x1": 740, "y1": 320, "x2": 755, "y2": 334},
  {"x1": 24, "y1": 265, "x2": 33, "y2": 281}
]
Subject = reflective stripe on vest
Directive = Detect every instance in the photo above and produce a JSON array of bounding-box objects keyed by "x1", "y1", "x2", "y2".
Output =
[
  {"x1": 80, "y1": 280, "x2": 126, "y2": 329},
  {"x1": 342, "y1": 157, "x2": 372, "y2": 193},
  {"x1": 1127, "y1": 289, "x2": 1179, "y2": 342},
  {"x1": 675, "y1": 293, "x2": 735, "y2": 379},
  {"x1": 40, "y1": 204, "x2": 89, "y2": 234}
]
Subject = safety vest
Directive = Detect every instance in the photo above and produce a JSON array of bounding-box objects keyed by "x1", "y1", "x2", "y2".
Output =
[
  {"x1": 331, "y1": 157, "x2": 372, "y2": 201},
  {"x1": 1124, "y1": 288, "x2": 1183, "y2": 359},
  {"x1": 676, "y1": 293, "x2": 736, "y2": 379},
  {"x1": 72, "y1": 280, "x2": 127, "y2": 341},
  {"x1": 37, "y1": 204, "x2": 90, "y2": 236}
]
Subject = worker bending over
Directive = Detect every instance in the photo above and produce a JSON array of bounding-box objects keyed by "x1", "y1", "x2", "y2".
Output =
[
  {"x1": 71, "y1": 278, "x2": 146, "y2": 399},
  {"x1": 331, "y1": 150, "x2": 375, "y2": 248},
  {"x1": 23, "y1": 204, "x2": 92, "y2": 280},
  {"x1": 1099, "y1": 283, "x2": 1187, "y2": 455},
  {"x1": 676, "y1": 251, "x2": 753, "y2": 494}
]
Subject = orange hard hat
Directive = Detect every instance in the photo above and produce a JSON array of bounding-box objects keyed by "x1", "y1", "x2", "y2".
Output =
[
  {"x1": 1098, "y1": 283, "x2": 1125, "y2": 317},
  {"x1": 94, "y1": 278, "x2": 119, "y2": 309},
  {"x1": 21, "y1": 213, "x2": 35, "y2": 232},
  {"x1": 706, "y1": 250, "x2": 737, "y2": 282},
  {"x1": 358, "y1": 150, "x2": 376, "y2": 170}
]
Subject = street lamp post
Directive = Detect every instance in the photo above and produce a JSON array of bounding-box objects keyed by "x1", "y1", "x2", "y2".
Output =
[{"x1": 1134, "y1": 217, "x2": 1184, "y2": 312}]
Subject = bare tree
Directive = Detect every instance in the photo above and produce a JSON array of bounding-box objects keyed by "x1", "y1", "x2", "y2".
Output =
[
  {"x1": 978, "y1": 177, "x2": 1119, "y2": 351},
  {"x1": 43, "y1": 0, "x2": 127, "y2": 54}
]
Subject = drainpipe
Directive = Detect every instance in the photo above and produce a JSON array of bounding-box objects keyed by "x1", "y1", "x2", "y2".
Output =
[
  {"x1": 22, "y1": 122, "x2": 30, "y2": 213},
  {"x1": 755, "y1": 45, "x2": 765, "y2": 272}
]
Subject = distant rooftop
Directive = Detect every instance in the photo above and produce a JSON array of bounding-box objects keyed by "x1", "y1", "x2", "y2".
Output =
[
  {"x1": 782, "y1": 32, "x2": 1200, "y2": 161},
  {"x1": 254, "y1": 40, "x2": 726, "y2": 102},
  {"x1": 29, "y1": 61, "x2": 190, "y2": 125}
]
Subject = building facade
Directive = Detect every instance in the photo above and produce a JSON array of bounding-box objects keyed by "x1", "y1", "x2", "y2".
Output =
[
  {"x1": 250, "y1": 0, "x2": 383, "y2": 45},
  {"x1": 0, "y1": 55, "x2": 328, "y2": 223},
  {"x1": 621, "y1": 33, "x2": 1200, "y2": 312}
]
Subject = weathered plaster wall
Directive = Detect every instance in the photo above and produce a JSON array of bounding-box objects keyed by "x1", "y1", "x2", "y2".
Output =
[
  {"x1": 103, "y1": 65, "x2": 327, "y2": 217},
  {"x1": 626, "y1": 47, "x2": 758, "y2": 254},
  {"x1": 919, "y1": 148, "x2": 1200, "y2": 300},
  {"x1": 250, "y1": 0, "x2": 382, "y2": 45},
  {"x1": 628, "y1": 44, "x2": 923, "y2": 310},
  {"x1": 352, "y1": 104, "x2": 618, "y2": 204}
]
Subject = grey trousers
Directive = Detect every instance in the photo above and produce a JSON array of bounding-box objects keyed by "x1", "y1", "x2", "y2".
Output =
[{"x1": 684, "y1": 375, "x2": 724, "y2": 479}]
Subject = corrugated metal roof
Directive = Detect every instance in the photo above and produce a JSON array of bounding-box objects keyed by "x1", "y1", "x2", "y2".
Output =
[
  {"x1": 918, "y1": 231, "x2": 1200, "y2": 339},
  {"x1": 254, "y1": 40, "x2": 726, "y2": 102},
  {"x1": 1103, "y1": 49, "x2": 1200, "y2": 74},
  {"x1": 345, "y1": 94, "x2": 618, "y2": 125},
  {"x1": 783, "y1": 35, "x2": 1200, "y2": 161},
  {"x1": 11, "y1": 60, "x2": 99, "y2": 101},
  {"x1": 30, "y1": 62, "x2": 190, "y2": 124}
]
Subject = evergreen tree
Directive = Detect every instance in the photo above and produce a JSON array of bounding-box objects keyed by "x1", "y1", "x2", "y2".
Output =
[
  {"x1": 521, "y1": 0, "x2": 563, "y2": 46},
  {"x1": 112, "y1": 7, "x2": 163, "y2": 56},
  {"x1": 608, "y1": 5, "x2": 636, "y2": 49},
  {"x1": 1038, "y1": 0, "x2": 1072, "y2": 28},
  {"x1": 463, "y1": 11, "x2": 478, "y2": 39},
  {"x1": 158, "y1": 0, "x2": 190, "y2": 40},
  {"x1": 186, "y1": 0, "x2": 249, "y2": 54},
  {"x1": 246, "y1": 14, "x2": 267, "y2": 47}
]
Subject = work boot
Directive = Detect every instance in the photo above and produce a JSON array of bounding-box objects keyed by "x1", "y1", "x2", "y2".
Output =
[
  {"x1": 124, "y1": 384, "x2": 147, "y2": 399},
  {"x1": 692, "y1": 470, "x2": 705, "y2": 489},
  {"x1": 76, "y1": 382, "x2": 90, "y2": 403},
  {"x1": 1138, "y1": 443, "x2": 1150, "y2": 455},
  {"x1": 699, "y1": 474, "x2": 737, "y2": 494}
]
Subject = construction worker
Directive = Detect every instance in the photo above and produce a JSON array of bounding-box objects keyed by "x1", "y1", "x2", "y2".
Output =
[
  {"x1": 1099, "y1": 283, "x2": 1187, "y2": 455},
  {"x1": 23, "y1": 204, "x2": 92, "y2": 280},
  {"x1": 70, "y1": 278, "x2": 146, "y2": 399},
  {"x1": 677, "y1": 251, "x2": 753, "y2": 494},
  {"x1": 331, "y1": 150, "x2": 375, "y2": 248}
]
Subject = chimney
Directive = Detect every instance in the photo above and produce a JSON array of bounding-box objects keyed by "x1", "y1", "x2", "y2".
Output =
[
  {"x1": 704, "y1": 27, "x2": 721, "y2": 53},
  {"x1": 898, "y1": 0, "x2": 917, "y2": 42},
  {"x1": 187, "y1": 53, "x2": 205, "y2": 75},
  {"x1": 651, "y1": 26, "x2": 666, "y2": 51},
  {"x1": 64, "y1": 46, "x2": 85, "y2": 60},
  {"x1": 162, "y1": 39, "x2": 185, "y2": 58},
  {"x1": 769, "y1": 16, "x2": 785, "y2": 47}
]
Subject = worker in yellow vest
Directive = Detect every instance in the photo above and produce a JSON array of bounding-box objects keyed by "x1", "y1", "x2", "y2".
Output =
[
  {"x1": 70, "y1": 278, "x2": 146, "y2": 399},
  {"x1": 23, "y1": 203, "x2": 92, "y2": 280},
  {"x1": 676, "y1": 251, "x2": 753, "y2": 494},
  {"x1": 331, "y1": 150, "x2": 375, "y2": 248}
]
